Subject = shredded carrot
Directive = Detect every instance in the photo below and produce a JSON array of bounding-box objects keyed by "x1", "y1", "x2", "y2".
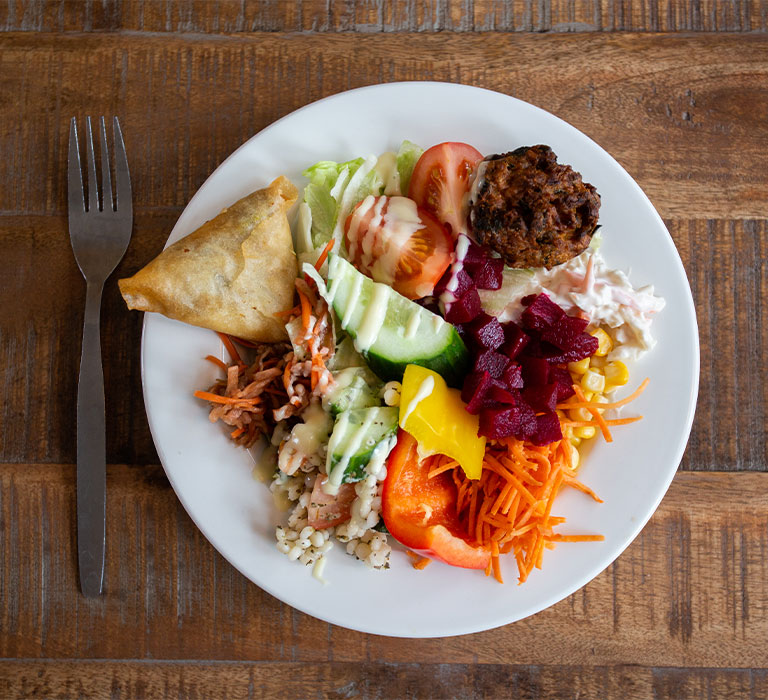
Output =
[
  {"x1": 297, "y1": 289, "x2": 312, "y2": 335},
  {"x1": 216, "y1": 332, "x2": 244, "y2": 368},
  {"x1": 273, "y1": 305, "x2": 300, "y2": 319},
  {"x1": 314, "y1": 238, "x2": 336, "y2": 272},
  {"x1": 193, "y1": 390, "x2": 261, "y2": 406},
  {"x1": 406, "y1": 550, "x2": 432, "y2": 570},
  {"x1": 557, "y1": 377, "x2": 649, "y2": 411},
  {"x1": 446, "y1": 431, "x2": 606, "y2": 585},
  {"x1": 572, "y1": 383, "x2": 612, "y2": 442},
  {"x1": 560, "y1": 416, "x2": 642, "y2": 428},
  {"x1": 205, "y1": 355, "x2": 229, "y2": 372},
  {"x1": 230, "y1": 426, "x2": 246, "y2": 439}
]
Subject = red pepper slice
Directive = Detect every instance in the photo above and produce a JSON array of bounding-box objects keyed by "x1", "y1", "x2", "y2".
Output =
[{"x1": 382, "y1": 430, "x2": 490, "y2": 570}]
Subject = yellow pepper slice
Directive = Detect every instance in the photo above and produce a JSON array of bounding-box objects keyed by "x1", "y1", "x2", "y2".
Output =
[{"x1": 398, "y1": 364, "x2": 486, "y2": 479}]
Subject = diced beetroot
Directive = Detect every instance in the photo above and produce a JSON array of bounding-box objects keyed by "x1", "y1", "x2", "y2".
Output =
[
  {"x1": 464, "y1": 240, "x2": 487, "y2": 266},
  {"x1": 467, "y1": 313, "x2": 505, "y2": 351},
  {"x1": 445, "y1": 288, "x2": 483, "y2": 324},
  {"x1": 522, "y1": 382, "x2": 559, "y2": 413},
  {"x1": 501, "y1": 363, "x2": 524, "y2": 389},
  {"x1": 541, "y1": 315, "x2": 589, "y2": 350},
  {"x1": 478, "y1": 403, "x2": 537, "y2": 440},
  {"x1": 501, "y1": 322, "x2": 530, "y2": 360},
  {"x1": 521, "y1": 293, "x2": 565, "y2": 331},
  {"x1": 434, "y1": 267, "x2": 473, "y2": 301},
  {"x1": 487, "y1": 384, "x2": 518, "y2": 405},
  {"x1": 521, "y1": 356, "x2": 549, "y2": 387},
  {"x1": 473, "y1": 350, "x2": 510, "y2": 379},
  {"x1": 549, "y1": 366, "x2": 576, "y2": 400},
  {"x1": 461, "y1": 370, "x2": 497, "y2": 415},
  {"x1": 467, "y1": 257, "x2": 504, "y2": 290},
  {"x1": 529, "y1": 412, "x2": 563, "y2": 446},
  {"x1": 544, "y1": 333, "x2": 599, "y2": 364}
]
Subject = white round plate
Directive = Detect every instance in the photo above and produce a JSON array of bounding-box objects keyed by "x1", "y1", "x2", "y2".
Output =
[{"x1": 141, "y1": 82, "x2": 699, "y2": 638}]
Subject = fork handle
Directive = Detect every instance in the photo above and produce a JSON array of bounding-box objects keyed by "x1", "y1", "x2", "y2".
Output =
[{"x1": 77, "y1": 280, "x2": 107, "y2": 597}]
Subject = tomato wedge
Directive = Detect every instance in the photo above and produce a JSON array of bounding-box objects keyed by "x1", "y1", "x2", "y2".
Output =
[
  {"x1": 381, "y1": 430, "x2": 490, "y2": 569},
  {"x1": 408, "y1": 142, "x2": 484, "y2": 238},
  {"x1": 344, "y1": 195, "x2": 453, "y2": 299}
]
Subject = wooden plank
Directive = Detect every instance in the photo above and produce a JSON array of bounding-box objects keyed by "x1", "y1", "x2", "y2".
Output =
[
  {"x1": 2, "y1": 216, "x2": 764, "y2": 469},
  {"x1": 1, "y1": 660, "x2": 767, "y2": 700},
  {"x1": 0, "y1": 0, "x2": 764, "y2": 33},
  {"x1": 1, "y1": 466, "x2": 767, "y2": 667},
  {"x1": 0, "y1": 33, "x2": 767, "y2": 219}
]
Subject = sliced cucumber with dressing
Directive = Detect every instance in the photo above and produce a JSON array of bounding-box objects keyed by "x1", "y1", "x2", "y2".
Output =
[
  {"x1": 323, "y1": 367, "x2": 382, "y2": 417},
  {"x1": 326, "y1": 406, "x2": 398, "y2": 486},
  {"x1": 323, "y1": 254, "x2": 469, "y2": 386}
]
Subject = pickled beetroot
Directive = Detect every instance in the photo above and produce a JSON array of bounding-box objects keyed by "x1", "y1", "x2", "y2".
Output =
[
  {"x1": 521, "y1": 293, "x2": 565, "y2": 331},
  {"x1": 467, "y1": 313, "x2": 505, "y2": 350},
  {"x1": 549, "y1": 366, "x2": 576, "y2": 400},
  {"x1": 473, "y1": 350, "x2": 510, "y2": 379},
  {"x1": 434, "y1": 267, "x2": 473, "y2": 301},
  {"x1": 543, "y1": 333, "x2": 598, "y2": 364},
  {"x1": 530, "y1": 412, "x2": 563, "y2": 446},
  {"x1": 521, "y1": 356, "x2": 549, "y2": 386},
  {"x1": 445, "y1": 288, "x2": 483, "y2": 324},
  {"x1": 541, "y1": 315, "x2": 589, "y2": 350},
  {"x1": 467, "y1": 257, "x2": 504, "y2": 290},
  {"x1": 487, "y1": 384, "x2": 518, "y2": 405},
  {"x1": 458, "y1": 292, "x2": 597, "y2": 446},
  {"x1": 522, "y1": 382, "x2": 559, "y2": 413},
  {"x1": 501, "y1": 322, "x2": 530, "y2": 360},
  {"x1": 502, "y1": 363, "x2": 524, "y2": 389},
  {"x1": 479, "y1": 403, "x2": 538, "y2": 440}
]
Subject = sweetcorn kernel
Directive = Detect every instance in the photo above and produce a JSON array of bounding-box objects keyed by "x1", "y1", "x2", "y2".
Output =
[
  {"x1": 574, "y1": 426, "x2": 597, "y2": 439},
  {"x1": 570, "y1": 407, "x2": 593, "y2": 422},
  {"x1": 590, "y1": 328, "x2": 613, "y2": 356},
  {"x1": 568, "y1": 357, "x2": 590, "y2": 375},
  {"x1": 570, "y1": 436, "x2": 582, "y2": 447},
  {"x1": 604, "y1": 360, "x2": 629, "y2": 387},
  {"x1": 570, "y1": 443, "x2": 580, "y2": 469},
  {"x1": 581, "y1": 369, "x2": 606, "y2": 394}
]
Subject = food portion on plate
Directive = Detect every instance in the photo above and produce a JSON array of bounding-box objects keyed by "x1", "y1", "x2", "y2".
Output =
[
  {"x1": 120, "y1": 176, "x2": 298, "y2": 343},
  {"x1": 121, "y1": 141, "x2": 664, "y2": 586}
]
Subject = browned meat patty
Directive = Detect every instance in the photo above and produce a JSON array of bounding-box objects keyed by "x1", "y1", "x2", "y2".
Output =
[{"x1": 468, "y1": 145, "x2": 600, "y2": 269}]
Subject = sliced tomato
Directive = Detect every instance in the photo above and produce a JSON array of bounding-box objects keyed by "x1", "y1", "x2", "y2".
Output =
[
  {"x1": 381, "y1": 430, "x2": 490, "y2": 569},
  {"x1": 408, "y1": 142, "x2": 484, "y2": 237},
  {"x1": 343, "y1": 195, "x2": 453, "y2": 299},
  {"x1": 307, "y1": 479, "x2": 356, "y2": 530}
]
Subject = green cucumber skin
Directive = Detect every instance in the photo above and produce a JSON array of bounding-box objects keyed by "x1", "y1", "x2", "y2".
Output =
[
  {"x1": 326, "y1": 254, "x2": 470, "y2": 387},
  {"x1": 328, "y1": 406, "x2": 398, "y2": 483},
  {"x1": 364, "y1": 335, "x2": 469, "y2": 387}
]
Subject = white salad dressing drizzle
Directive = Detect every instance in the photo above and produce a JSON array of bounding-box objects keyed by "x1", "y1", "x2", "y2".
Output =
[
  {"x1": 325, "y1": 409, "x2": 379, "y2": 493},
  {"x1": 400, "y1": 375, "x2": 435, "y2": 427},
  {"x1": 439, "y1": 233, "x2": 471, "y2": 310},
  {"x1": 374, "y1": 151, "x2": 401, "y2": 195},
  {"x1": 404, "y1": 306, "x2": 421, "y2": 339},
  {"x1": 331, "y1": 155, "x2": 379, "y2": 254},
  {"x1": 341, "y1": 273, "x2": 363, "y2": 329},
  {"x1": 355, "y1": 283, "x2": 390, "y2": 352}
]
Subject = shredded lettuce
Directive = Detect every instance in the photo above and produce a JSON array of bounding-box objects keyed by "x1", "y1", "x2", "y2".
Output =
[
  {"x1": 300, "y1": 142, "x2": 424, "y2": 251},
  {"x1": 396, "y1": 140, "x2": 424, "y2": 195}
]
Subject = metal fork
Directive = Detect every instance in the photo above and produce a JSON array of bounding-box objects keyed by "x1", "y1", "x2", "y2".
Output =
[{"x1": 68, "y1": 116, "x2": 133, "y2": 597}]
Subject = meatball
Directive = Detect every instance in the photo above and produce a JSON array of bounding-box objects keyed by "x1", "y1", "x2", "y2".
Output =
[{"x1": 468, "y1": 145, "x2": 600, "y2": 269}]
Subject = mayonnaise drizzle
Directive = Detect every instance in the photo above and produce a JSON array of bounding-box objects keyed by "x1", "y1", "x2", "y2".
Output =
[
  {"x1": 326, "y1": 410, "x2": 378, "y2": 492},
  {"x1": 400, "y1": 375, "x2": 435, "y2": 427},
  {"x1": 355, "y1": 283, "x2": 390, "y2": 352},
  {"x1": 439, "y1": 233, "x2": 471, "y2": 309}
]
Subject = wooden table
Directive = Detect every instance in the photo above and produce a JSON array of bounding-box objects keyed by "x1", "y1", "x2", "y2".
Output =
[{"x1": 2, "y1": 2, "x2": 767, "y2": 698}]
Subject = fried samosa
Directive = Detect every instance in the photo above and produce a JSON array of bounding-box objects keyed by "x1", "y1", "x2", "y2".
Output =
[{"x1": 119, "y1": 176, "x2": 298, "y2": 343}]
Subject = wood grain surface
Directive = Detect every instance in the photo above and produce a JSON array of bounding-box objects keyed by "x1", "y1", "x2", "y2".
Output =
[{"x1": 1, "y1": 4, "x2": 766, "y2": 699}]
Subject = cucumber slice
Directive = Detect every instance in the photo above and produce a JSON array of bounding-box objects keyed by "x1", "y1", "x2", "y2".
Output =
[
  {"x1": 326, "y1": 407, "x2": 398, "y2": 486},
  {"x1": 323, "y1": 254, "x2": 469, "y2": 386},
  {"x1": 323, "y1": 367, "x2": 382, "y2": 417}
]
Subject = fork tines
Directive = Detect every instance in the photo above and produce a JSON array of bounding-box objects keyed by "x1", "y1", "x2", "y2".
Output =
[{"x1": 68, "y1": 116, "x2": 131, "y2": 216}]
